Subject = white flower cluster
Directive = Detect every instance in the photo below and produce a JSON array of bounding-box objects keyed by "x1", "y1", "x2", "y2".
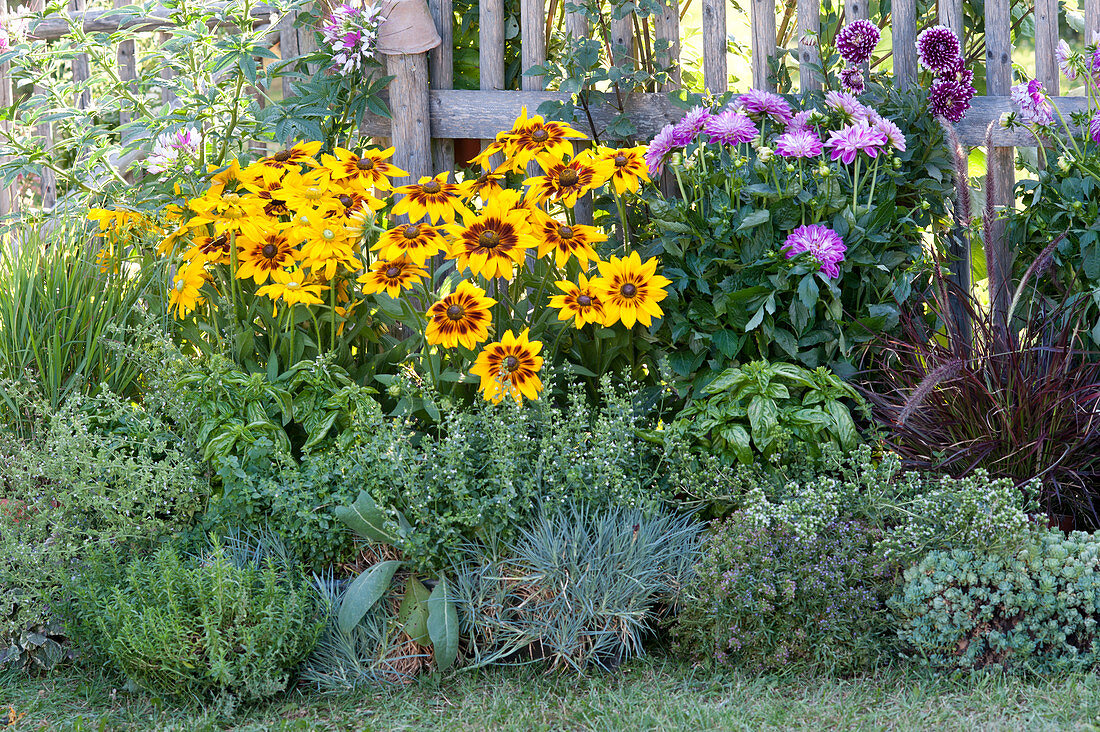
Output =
[
  {"x1": 320, "y1": 0, "x2": 385, "y2": 77},
  {"x1": 146, "y1": 127, "x2": 201, "y2": 175}
]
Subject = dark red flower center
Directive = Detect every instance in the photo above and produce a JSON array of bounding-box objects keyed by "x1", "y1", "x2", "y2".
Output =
[
  {"x1": 261, "y1": 243, "x2": 278, "y2": 259},
  {"x1": 403, "y1": 225, "x2": 421, "y2": 239},
  {"x1": 614, "y1": 154, "x2": 628, "y2": 167},
  {"x1": 557, "y1": 225, "x2": 575, "y2": 240},
  {"x1": 531, "y1": 129, "x2": 549, "y2": 143},
  {"x1": 446, "y1": 304, "x2": 465, "y2": 321},
  {"x1": 577, "y1": 294, "x2": 593, "y2": 307},
  {"x1": 558, "y1": 169, "x2": 580, "y2": 187},
  {"x1": 620, "y1": 283, "x2": 638, "y2": 298},
  {"x1": 385, "y1": 266, "x2": 402, "y2": 278},
  {"x1": 356, "y1": 158, "x2": 375, "y2": 171},
  {"x1": 504, "y1": 355, "x2": 519, "y2": 371},
  {"x1": 273, "y1": 150, "x2": 293, "y2": 162},
  {"x1": 339, "y1": 194, "x2": 353, "y2": 207},
  {"x1": 422, "y1": 181, "x2": 442, "y2": 194}
]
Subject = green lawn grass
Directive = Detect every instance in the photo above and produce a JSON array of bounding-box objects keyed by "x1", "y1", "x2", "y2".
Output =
[{"x1": 5, "y1": 654, "x2": 1100, "y2": 731}]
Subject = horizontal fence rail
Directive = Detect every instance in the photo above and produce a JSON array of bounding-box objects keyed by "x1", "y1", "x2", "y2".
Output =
[{"x1": 6, "y1": 0, "x2": 1100, "y2": 217}]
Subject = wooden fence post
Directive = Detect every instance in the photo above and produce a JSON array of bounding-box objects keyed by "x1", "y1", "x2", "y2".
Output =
[
  {"x1": 893, "y1": 0, "x2": 917, "y2": 89},
  {"x1": 795, "y1": 0, "x2": 819, "y2": 92},
  {"x1": 386, "y1": 53, "x2": 432, "y2": 184},
  {"x1": 565, "y1": 8, "x2": 594, "y2": 225},
  {"x1": 31, "y1": 0, "x2": 56, "y2": 208},
  {"x1": 479, "y1": 0, "x2": 505, "y2": 158},
  {"x1": 750, "y1": 0, "x2": 776, "y2": 90},
  {"x1": 0, "y1": 0, "x2": 13, "y2": 216},
  {"x1": 69, "y1": 0, "x2": 90, "y2": 109},
  {"x1": 654, "y1": 0, "x2": 680, "y2": 90},
  {"x1": 985, "y1": 0, "x2": 1014, "y2": 327},
  {"x1": 701, "y1": 0, "x2": 727, "y2": 94}
]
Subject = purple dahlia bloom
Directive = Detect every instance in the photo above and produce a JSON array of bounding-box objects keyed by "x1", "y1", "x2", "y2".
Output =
[
  {"x1": 840, "y1": 65, "x2": 865, "y2": 94},
  {"x1": 703, "y1": 110, "x2": 758, "y2": 145},
  {"x1": 645, "y1": 123, "x2": 680, "y2": 175},
  {"x1": 836, "y1": 20, "x2": 880, "y2": 66},
  {"x1": 1057, "y1": 40, "x2": 1078, "y2": 80},
  {"x1": 916, "y1": 25, "x2": 961, "y2": 73},
  {"x1": 775, "y1": 128, "x2": 823, "y2": 158},
  {"x1": 825, "y1": 120, "x2": 887, "y2": 164},
  {"x1": 1090, "y1": 113, "x2": 1100, "y2": 144},
  {"x1": 671, "y1": 106, "x2": 712, "y2": 145},
  {"x1": 928, "y1": 64, "x2": 976, "y2": 123},
  {"x1": 786, "y1": 110, "x2": 818, "y2": 132},
  {"x1": 734, "y1": 89, "x2": 793, "y2": 124},
  {"x1": 782, "y1": 224, "x2": 847, "y2": 279},
  {"x1": 1011, "y1": 79, "x2": 1054, "y2": 126}
]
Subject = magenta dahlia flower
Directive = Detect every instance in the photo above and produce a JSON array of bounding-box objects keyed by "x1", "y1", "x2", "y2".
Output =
[
  {"x1": 916, "y1": 25, "x2": 961, "y2": 73},
  {"x1": 836, "y1": 20, "x2": 880, "y2": 66},
  {"x1": 671, "y1": 106, "x2": 712, "y2": 146},
  {"x1": 734, "y1": 89, "x2": 793, "y2": 124},
  {"x1": 1011, "y1": 79, "x2": 1054, "y2": 126},
  {"x1": 786, "y1": 110, "x2": 818, "y2": 132},
  {"x1": 825, "y1": 121, "x2": 887, "y2": 164},
  {"x1": 782, "y1": 224, "x2": 847, "y2": 279},
  {"x1": 703, "y1": 110, "x2": 757, "y2": 145},
  {"x1": 645, "y1": 124, "x2": 679, "y2": 175},
  {"x1": 928, "y1": 63, "x2": 976, "y2": 123},
  {"x1": 840, "y1": 65, "x2": 865, "y2": 94},
  {"x1": 775, "y1": 128, "x2": 823, "y2": 158},
  {"x1": 1090, "y1": 113, "x2": 1100, "y2": 144}
]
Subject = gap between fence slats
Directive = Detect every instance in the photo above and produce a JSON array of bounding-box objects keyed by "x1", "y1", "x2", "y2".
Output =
[
  {"x1": 795, "y1": 0, "x2": 819, "y2": 92},
  {"x1": 428, "y1": 0, "x2": 455, "y2": 175},
  {"x1": 31, "y1": 0, "x2": 56, "y2": 208},
  {"x1": 0, "y1": 0, "x2": 12, "y2": 216},
  {"x1": 701, "y1": 0, "x2": 727, "y2": 94}
]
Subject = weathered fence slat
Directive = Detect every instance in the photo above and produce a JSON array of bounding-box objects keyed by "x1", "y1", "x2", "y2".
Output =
[
  {"x1": 521, "y1": 0, "x2": 546, "y2": 92},
  {"x1": 1088, "y1": 0, "x2": 1100, "y2": 42},
  {"x1": 565, "y1": 8, "x2": 594, "y2": 225},
  {"x1": 31, "y1": 0, "x2": 57, "y2": 208},
  {"x1": 0, "y1": 1, "x2": 13, "y2": 215},
  {"x1": 701, "y1": 0, "x2": 727, "y2": 94},
  {"x1": 69, "y1": 0, "x2": 91, "y2": 109},
  {"x1": 387, "y1": 53, "x2": 433, "y2": 184},
  {"x1": 479, "y1": 0, "x2": 505, "y2": 154},
  {"x1": 938, "y1": 0, "x2": 964, "y2": 44},
  {"x1": 654, "y1": 0, "x2": 680, "y2": 90},
  {"x1": 115, "y1": 0, "x2": 137, "y2": 128},
  {"x1": 985, "y1": 0, "x2": 1014, "y2": 323},
  {"x1": 29, "y1": 3, "x2": 278, "y2": 40},
  {"x1": 892, "y1": 0, "x2": 917, "y2": 89},
  {"x1": 795, "y1": 0, "x2": 819, "y2": 92},
  {"x1": 749, "y1": 0, "x2": 776, "y2": 90},
  {"x1": 1035, "y1": 0, "x2": 1059, "y2": 95}
]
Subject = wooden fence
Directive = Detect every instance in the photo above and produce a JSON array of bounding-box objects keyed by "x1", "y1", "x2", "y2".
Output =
[{"x1": 6, "y1": 0, "x2": 1098, "y2": 304}]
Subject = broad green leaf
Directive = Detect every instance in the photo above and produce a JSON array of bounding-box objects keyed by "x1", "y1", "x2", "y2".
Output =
[
  {"x1": 335, "y1": 491, "x2": 400, "y2": 545},
  {"x1": 397, "y1": 576, "x2": 432, "y2": 645},
  {"x1": 337, "y1": 560, "x2": 401, "y2": 634},
  {"x1": 427, "y1": 577, "x2": 459, "y2": 670}
]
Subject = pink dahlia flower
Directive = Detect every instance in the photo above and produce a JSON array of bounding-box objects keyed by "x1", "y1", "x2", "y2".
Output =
[
  {"x1": 836, "y1": 20, "x2": 880, "y2": 66},
  {"x1": 825, "y1": 120, "x2": 887, "y2": 164},
  {"x1": 703, "y1": 110, "x2": 757, "y2": 145},
  {"x1": 1011, "y1": 79, "x2": 1054, "y2": 126},
  {"x1": 916, "y1": 25, "x2": 961, "y2": 73},
  {"x1": 734, "y1": 89, "x2": 793, "y2": 124},
  {"x1": 782, "y1": 224, "x2": 847, "y2": 279},
  {"x1": 775, "y1": 128, "x2": 823, "y2": 158}
]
